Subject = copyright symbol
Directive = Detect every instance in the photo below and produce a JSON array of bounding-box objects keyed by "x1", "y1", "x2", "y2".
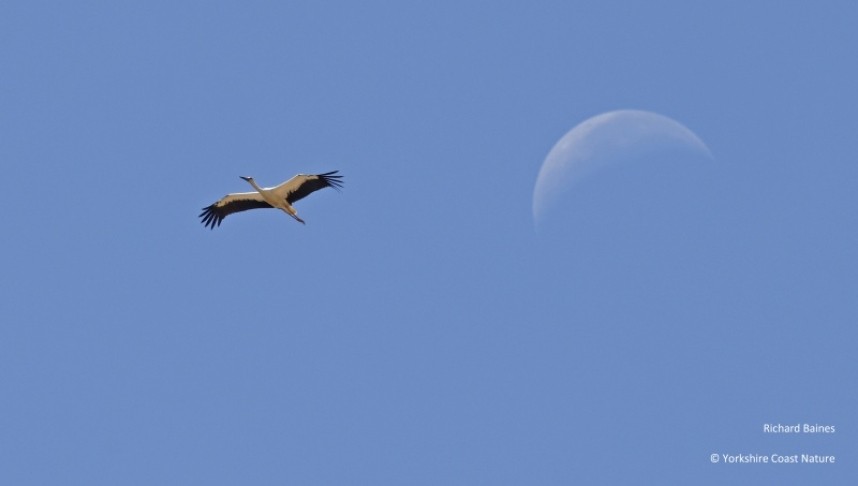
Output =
[{"x1": 710, "y1": 453, "x2": 719, "y2": 463}]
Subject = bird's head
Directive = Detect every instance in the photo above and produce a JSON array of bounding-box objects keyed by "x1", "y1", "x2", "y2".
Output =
[{"x1": 239, "y1": 176, "x2": 254, "y2": 182}]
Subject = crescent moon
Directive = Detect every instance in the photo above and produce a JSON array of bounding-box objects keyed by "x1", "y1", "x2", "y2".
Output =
[{"x1": 532, "y1": 109, "x2": 712, "y2": 227}]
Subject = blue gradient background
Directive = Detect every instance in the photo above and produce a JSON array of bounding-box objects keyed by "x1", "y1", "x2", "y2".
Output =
[{"x1": 1, "y1": 1, "x2": 854, "y2": 484}]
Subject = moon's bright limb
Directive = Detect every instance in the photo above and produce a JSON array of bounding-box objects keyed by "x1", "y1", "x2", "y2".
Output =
[{"x1": 532, "y1": 109, "x2": 712, "y2": 227}]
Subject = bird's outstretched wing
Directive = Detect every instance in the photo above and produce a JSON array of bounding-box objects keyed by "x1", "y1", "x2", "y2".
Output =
[
  {"x1": 199, "y1": 192, "x2": 273, "y2": 229},
  {"x1": 276, "y1": 171, "x2": 344, "y2": 204}
]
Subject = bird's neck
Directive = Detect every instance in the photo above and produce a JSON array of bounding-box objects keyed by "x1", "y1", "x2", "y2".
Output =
[{"x1": 246, "y1": 179, "x2": 265, "y2": 193}]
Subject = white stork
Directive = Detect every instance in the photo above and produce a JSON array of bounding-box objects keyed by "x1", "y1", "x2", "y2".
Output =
[{"x1": 200, "y1": 171, "x2": 343, "y2": 229}]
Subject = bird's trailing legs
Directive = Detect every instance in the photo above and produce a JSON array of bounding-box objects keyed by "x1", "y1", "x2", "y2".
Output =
[{"x1": 283, "y1": 207, "x2": 305, "y2": 225}]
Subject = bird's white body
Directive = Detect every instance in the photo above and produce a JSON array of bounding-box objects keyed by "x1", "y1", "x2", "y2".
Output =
[
  {"x1": 200, "y1": 171, "x2": 343, "y2": 229},
  {"x1": 242, "y1": 176, "x2": 305, "y2": 223}
]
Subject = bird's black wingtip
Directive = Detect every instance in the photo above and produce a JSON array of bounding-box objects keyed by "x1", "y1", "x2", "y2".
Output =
[
  {"x1": 318, "y1": 170, "x2": 344, "y2": 191},
  {"x1": 199, "y1": 204, "x2": 223, "y2": 230}
]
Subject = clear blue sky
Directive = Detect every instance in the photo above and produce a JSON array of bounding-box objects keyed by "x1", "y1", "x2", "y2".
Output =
[{"x1": 2, "y1": 1, "x2": 855, "y2": 484}]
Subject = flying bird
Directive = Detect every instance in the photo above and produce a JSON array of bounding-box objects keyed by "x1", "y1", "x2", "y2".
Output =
[{"x1": 200, "y1": 171, "x2": 343, "y2": 229}]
